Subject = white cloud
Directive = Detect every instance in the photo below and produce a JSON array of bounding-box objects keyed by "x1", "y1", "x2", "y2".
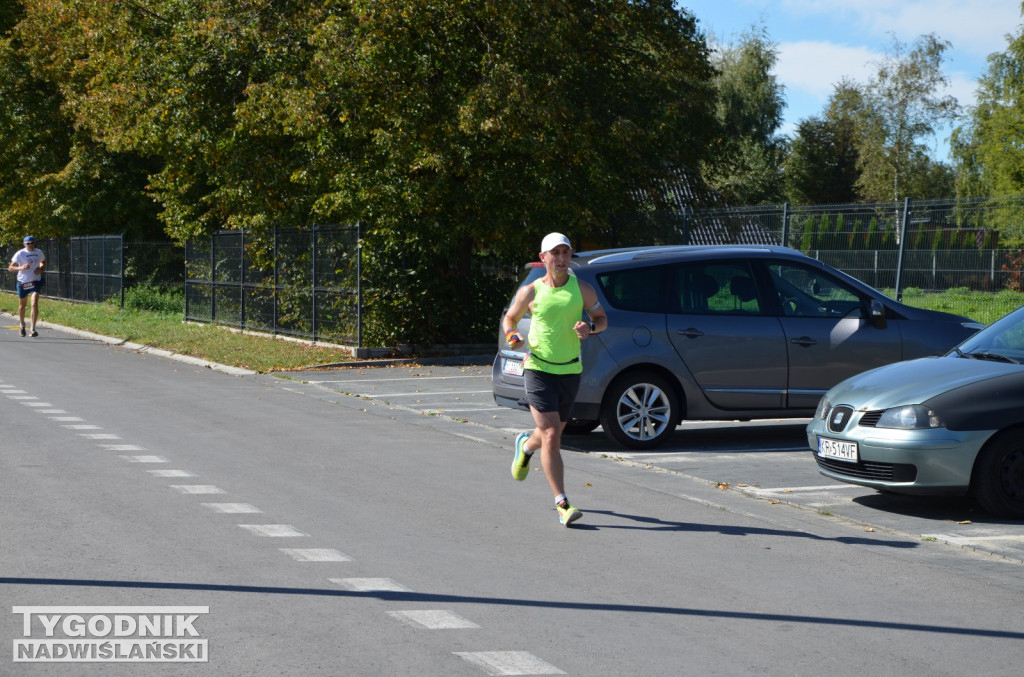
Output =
[
  {"x1": 780, "y1": 0, "x2": 1020, "y2": 58},
  {"x1": 776, "y1": 41, "x2": 879, "y2": 99}
]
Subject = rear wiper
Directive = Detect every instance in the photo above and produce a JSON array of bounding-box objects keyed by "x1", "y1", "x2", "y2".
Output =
[{"x1": 963, "y1": 350, "x2": 1022, "y2": 364}]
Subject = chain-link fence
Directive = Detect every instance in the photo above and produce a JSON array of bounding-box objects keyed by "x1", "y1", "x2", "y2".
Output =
[
  {"x1": 184, "y1": 225, "x2": 362, "y2": 345},
  {"x1": 3, "y1": 236, "x2": 185, "y2": 306},
  {"x1": 8, "y1": 194, "x2": 1024, "y2": 344},
  {"x1": 686, "y1": 195, "x2": 1024, "y2": 323}
]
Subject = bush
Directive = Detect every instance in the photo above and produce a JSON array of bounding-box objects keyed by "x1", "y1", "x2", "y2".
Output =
[{"x1": 118, "y1": 283, "x2": 185, "y2": 314}]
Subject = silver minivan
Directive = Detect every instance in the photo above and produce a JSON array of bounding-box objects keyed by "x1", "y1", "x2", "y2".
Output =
[{"x1": 492, "y1": 245, "x2": 983, "y2": 449}]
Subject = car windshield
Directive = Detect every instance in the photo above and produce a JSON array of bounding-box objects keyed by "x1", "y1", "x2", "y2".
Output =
[{"x1": 955, "y1": 305, "x2": 1024, "y2": 363}]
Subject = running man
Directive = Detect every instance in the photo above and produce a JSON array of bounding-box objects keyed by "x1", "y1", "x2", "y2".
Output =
[
  {"x1": 9, "y1": 235, "x2": 46, "y2": 337},
  {"x1": 503, "y1": 232, "x2": 607, "y2": 526}
]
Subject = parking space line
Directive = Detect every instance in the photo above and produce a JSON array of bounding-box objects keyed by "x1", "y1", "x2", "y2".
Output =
[
  {"x1": 745, "y1": 484, "x2": 864, "y2": 496},
  {"x1": 309, "y1": 375, "x2": 485, "y2": 384},
  {"x1": 361, "y1": 390, "x2": 493, "y2": 398}
]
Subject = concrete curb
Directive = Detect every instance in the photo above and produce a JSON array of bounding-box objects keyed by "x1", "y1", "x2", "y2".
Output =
[{"x1": 2, "y1": 311, "x2": 493, "y2": 375}]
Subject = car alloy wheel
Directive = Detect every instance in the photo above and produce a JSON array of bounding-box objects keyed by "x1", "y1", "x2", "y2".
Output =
[{"x1": 600, "y1": 371, "x2": 679, "y2": 450}]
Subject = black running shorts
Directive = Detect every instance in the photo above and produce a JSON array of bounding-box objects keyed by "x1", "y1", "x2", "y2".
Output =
[{"x1": 523, "y1": 369, "x2": 581, "y2": 421}]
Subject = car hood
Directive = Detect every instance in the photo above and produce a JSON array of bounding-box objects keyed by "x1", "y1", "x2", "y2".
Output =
[{"x1": 826, "y1": 356, "x2": 1022, "y2": 409}]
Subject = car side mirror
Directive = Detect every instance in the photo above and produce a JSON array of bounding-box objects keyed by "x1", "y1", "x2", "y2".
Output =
[{"x1": 869, "y1": 299, "x2": 887, "y2": 329}]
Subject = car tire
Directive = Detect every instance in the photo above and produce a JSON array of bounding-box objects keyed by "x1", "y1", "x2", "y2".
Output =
[
  {"x1": 973, "y1": 432, "x2": 1024, "y2": 519},
  {"x1": 563, "y1": 419, "x2": 599, "y2": 435},
  {"x1": 600, "y1": 371, "x2": 679, "y2": 450}
]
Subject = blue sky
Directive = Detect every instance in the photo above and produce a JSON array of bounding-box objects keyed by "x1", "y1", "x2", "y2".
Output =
[{"x1": 682, "y1": 0, "x2": 1023, "y2": 156}]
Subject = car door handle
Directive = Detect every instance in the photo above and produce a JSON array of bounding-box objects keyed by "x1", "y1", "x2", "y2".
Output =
[
  {"x1": 677, "y1": 328, "x2": 705, "y2": 338},
  {"x1": 790, "y1": 336, "x2": 817, "y2": 347}
]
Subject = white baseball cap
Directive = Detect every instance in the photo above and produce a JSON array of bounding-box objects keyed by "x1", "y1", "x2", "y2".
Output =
[{"x1": 540, "y1": 232, "x2": 572, "y2": 253}]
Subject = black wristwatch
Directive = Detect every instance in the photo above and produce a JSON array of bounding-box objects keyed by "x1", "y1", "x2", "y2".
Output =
[{"x1": 589, "y1": 322, "x2": 599, "y2": 333}]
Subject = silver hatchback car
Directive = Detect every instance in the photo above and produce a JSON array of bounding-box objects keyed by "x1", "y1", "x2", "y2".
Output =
[{"x1": 492, "y1": 245, "x2": 982, "y2": 449}]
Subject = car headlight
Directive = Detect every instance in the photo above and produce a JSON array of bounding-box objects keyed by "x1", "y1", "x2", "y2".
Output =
[
  {"x1": 814, "y1": 396, "x2": 831, "y2": 421},
  {"x1": 876, "y1": 405, "x2": 945, "y2": 429}
]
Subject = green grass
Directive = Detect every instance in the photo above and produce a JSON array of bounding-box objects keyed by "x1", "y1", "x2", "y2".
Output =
[
  {"x1": 0, "y1": 294, "x2": 358, "y2": 373},
  {"x1": 890, "y1": 288, "x2": 1024, "y2": 325}
]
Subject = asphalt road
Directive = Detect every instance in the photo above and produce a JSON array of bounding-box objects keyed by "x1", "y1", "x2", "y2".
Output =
[
  {"x1": 2, "y1": 321, "x2": 1023, "y2": 676},
  {"x1": 293, "y1": 361, "x2": 1024, "y2": 564}
]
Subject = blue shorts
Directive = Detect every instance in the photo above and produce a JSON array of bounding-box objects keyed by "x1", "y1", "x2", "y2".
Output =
[
  {"x1": 523, "y1": 369, "x2": 581, "y2": 421},
  {"x1": 17, "y1": 279, "x2": 44, "y2": 299}
]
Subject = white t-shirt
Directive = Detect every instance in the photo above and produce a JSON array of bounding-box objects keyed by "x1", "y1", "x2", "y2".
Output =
[{"x1": 11, "y1": 247, "x2": 45, "y2": 284}]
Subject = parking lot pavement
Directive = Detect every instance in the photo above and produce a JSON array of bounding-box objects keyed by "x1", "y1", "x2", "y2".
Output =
[{"x1": 286, "y1": 362, "x2": 1024, "y2": 564}]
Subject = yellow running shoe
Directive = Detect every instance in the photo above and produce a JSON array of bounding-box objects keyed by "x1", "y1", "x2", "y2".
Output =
[
  {"x1": 511, "y1": 432, "x2": 532, "y2": 481},
  {"x1": 556, "y1": 500, "x2": 582, "y2": 527}
]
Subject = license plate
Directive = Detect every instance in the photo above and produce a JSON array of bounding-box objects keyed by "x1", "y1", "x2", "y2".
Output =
[
  {"x1": 502, "y1": 358, "x2": 524, "y2": 377},
  {"x1": 817, "y1": 436, "x2": 858, "y2": 462}
]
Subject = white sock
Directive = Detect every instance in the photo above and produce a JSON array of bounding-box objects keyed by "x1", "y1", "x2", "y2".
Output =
[{"x1": 555, "y1": 494, "x2": 567, "y2": 506}]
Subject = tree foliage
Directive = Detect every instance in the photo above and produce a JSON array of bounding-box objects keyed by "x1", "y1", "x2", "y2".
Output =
[
  {"x1": 1, "y1": 0, "x2": 720, "y2": 344},
  {"x1": 700, "y1": 25, "x2": 786, "y2": 205},
  {"x1": 953, "y1": 5, "x2": 1024, "y2": 198},
  {"x1": 3, "y1": 1, "x2": 718, "y2": 251},
  {"x1": 784, "y1": 81, "x2": 862, "y2": 204},
  {"x1": 854, "y1": 34, "x2": 959, "y2": 203}
]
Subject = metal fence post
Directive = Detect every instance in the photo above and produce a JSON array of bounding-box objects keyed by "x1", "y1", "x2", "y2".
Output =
[
  {"x1": 210, "y1": 234, "x2": 216, "y2": 321},
  {"x1": 311, "y1": 227, "x2": 318, "y2": 342},
  {"x1": 273, "y1": 227, "x2": 279, "y2": 335},
  {"x1": 781, "y1": 202, "x2": 790, "y2": 247},
  {"x1": 120, "y1": 234, "x2": 126, "y2": 308},
  {"x1": 240, "y1": 229, "x2": 246, "y2": 330},
  {"x1": 357, "y1": 221, "x2": 363, "y2": 349},
  {"x1": 184, "y1": 241, "x2": 190, "y2": 320},
  {"x1": 894, "y1": 197, "x2": 911, "y2": 301}
]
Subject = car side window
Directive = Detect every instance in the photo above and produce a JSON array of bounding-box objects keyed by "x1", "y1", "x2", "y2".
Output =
[
  {"x1": 595, "y1": 266, "x2": 666, "y2": 313},
  {"x1": 670, "y1": 262, "x2": 762, "y2": 315},
  {"x1": 768, "y1": 262, "x2": 865, "y2": 318}
]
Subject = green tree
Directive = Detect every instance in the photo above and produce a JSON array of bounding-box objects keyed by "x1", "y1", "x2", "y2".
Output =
[
  {"x1": 0, "y1": 0, "x2": 163, "y2": 241},
  {"x1": 784, "y1": 81, "x2": 862, "y2": 204},
  {"x1": 8, "y1": 0, "x2": 719, "y2": 344},
  {"x1": 952, "y1": 5, "x2": 1024, "y2": 198},
  {"x1": 701, "y1": 24, "x2": 786, "y2": 205},
  {"x1": 855, "y1": 34, "x2": 960, "y2": 203}
]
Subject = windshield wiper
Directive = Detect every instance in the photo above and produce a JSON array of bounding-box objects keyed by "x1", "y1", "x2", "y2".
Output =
[{"x1": 963, "y1": 350, "x2": 1022, "y2": 364}]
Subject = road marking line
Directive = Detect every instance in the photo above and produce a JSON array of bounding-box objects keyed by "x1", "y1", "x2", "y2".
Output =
[
  {"x1": 924, "y1": 533, "x2": 1024, "y2": 544},
  {"x1": 331, "y1": 578, "x2": 408, "y2": 591},
  {"x1": 120, "y1": 455, "x2": 169, "y2": 463},
  {"x1": 614, "y1": 451, "x2": 808, "y2": 461},
  {"x1": 50, "y1": 416, "x2": 85, "y2": 421},
  {"x1": 147, "y1": 470, "x2": 195, "y2": 478},
  {"x1": 6, "y1": 395, "x2": 36, "y2": 399},
  {"x1": 169, "y1": 485, "x2": 225, "y2": 494},
  {"x1": 36, "y1": 409, "x2": 67, "y2": 414},
  {"x1": 201, "y1": 503, "x2": 262, "y2": 513},
  {"x1": 23, "y1": 402, "x2": 53, "y2": 407},
  {"x1": 238, "y1": 524, "x2": 309, "y2": 537},
  {"x1": 362, "y1": 390, "x2": 493, "y2": 398},
  {"x1": 311, "y1": 375, "x2": 485, "y2": 384},
  {"x1": 387, "y1": 610, "x2": 479, "y2": 629},
  {"x1": 745, "y1": 485, "x2": 864, "y2": 496},
  {"x1": 454, "y1": 652, "x2": 566, "y2": 676},
  {"x1": 101, "y1": 444, "x2": 148, "y2": 451},
  {"x1": 423, "y1": 407, "x2": 508, "y2": 413},
  {"x1": 62, "y1": 424, "x2": 101, "y2": 430},
  {"x1": 79, "y1": 433, "x2": 120, "y2": 439},
  {"x1": 281, "y1": 549, "x2": 352, "y2": 562}
]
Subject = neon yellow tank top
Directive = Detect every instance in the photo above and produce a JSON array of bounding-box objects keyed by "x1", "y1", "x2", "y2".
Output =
[{"x1": 526, "y1": 275, "x2": 583, "y2": 375}]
